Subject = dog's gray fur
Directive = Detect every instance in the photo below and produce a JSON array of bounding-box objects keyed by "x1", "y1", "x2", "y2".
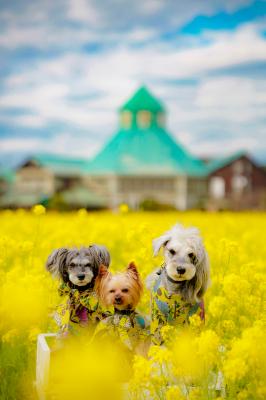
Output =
[{"x1": 46, "y1": 245, "x2": 110, "y2": 288}]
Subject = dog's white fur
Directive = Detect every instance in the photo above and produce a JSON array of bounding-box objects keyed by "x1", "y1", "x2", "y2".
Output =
[{"x1": 148, "y1": 224, "x2": 210, "y2": 303}]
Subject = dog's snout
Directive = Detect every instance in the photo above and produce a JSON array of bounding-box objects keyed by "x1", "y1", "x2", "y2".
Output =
[
  {"x1": 114, "y1": 296, "x2": 122, "y2": 304},
  {"x1": 78, "y1": 274, "x2": 86, "y2": 280},
  {"x1": 176, "y1": 267, "x2": 186, "y2": 275}
]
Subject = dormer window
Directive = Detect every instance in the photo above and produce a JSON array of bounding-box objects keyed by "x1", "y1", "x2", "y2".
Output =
[
  {"x1": 137, "y1": 111, "x2": 151, "y2": 128},
  {"x1": 120, "y1": 111, "x2": 132, "y2": 129}
]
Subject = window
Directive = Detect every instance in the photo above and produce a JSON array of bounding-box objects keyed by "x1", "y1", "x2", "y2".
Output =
[
  {"x1": 231, "y1": 175, "x2": 248, "y2": 193},
  {"x1": 137, "y1": 111, "x2": 151, "y2": 128},
  {"x1": 209, "y1": 177, "x2": 225, "y2": 199},
  {"x1": 120, "y1": 111, "x2": 132, "y2": 129}
]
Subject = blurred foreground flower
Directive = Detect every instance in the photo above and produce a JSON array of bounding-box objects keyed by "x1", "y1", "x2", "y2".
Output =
[{"x1": 48, "y1": 337, "x2": 125, "y2": 400}]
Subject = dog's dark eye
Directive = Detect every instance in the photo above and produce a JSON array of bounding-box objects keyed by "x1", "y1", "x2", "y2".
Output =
[
  {"x1": 70, "y1": 263, "x2": 75, "y2": 268},
  {"x1": 85, "y1": 263, "x2": 91, "y2": 267},
  {"x1": 169, "y1": 249, "x2": 176, "y2": 256},
  {"x1": 122, "y1": 288, "x2": 129, "y2": 293},
  {"x1": 188, "y1": 253, "x2": 196, "y2": 261},
  {"x1": 109, "y1": 289, "x2": 115, "y2": 293}
]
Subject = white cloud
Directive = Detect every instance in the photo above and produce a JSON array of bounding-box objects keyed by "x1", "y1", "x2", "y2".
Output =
[
  {"x1": 0, "y1": 137, "x2": 43, "y2": 152},
  {"x1": 195, "y1": 77, "x2": 266, "y2": 114},
  {"x1": 189, "y1": 136, "x2": 260, "y2": 159},
  {"x1": 0, "y1": 16, "x2": 266, "y2": 161},
  {"x1": 0, "y1": 133, "x2": 101, "y2": 158},
  {"x1": 0, "y1": 0, "x2": 254, "y2": 50},
  {"x1": 1, "y1": 23, "x2": 266, "y2": 130},
  {"x1": 67, "y1": 0, "x2": 101, "y2": 25}
]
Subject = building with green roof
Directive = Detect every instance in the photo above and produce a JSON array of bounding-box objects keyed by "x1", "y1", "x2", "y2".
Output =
[
  {"x1": 2, "y1": 86, "x2": 264, "y2": 210},
  {"x1": 84, "y1": 86, "x2": 209, "y2": 209}
]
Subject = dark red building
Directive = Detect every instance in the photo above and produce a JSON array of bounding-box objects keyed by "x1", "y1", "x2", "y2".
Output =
[{"x1": 207, "y1": 152, "x2": 266, "y2": 210}]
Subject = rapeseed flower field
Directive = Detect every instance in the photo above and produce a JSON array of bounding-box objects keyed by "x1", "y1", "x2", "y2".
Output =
[{"x1": 0, "y1": 208, "x2": 265, "y2": 399}]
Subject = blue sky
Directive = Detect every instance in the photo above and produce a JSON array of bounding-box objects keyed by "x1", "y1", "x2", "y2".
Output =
[{"x1": 0, "y1": 0, "x2": 266, "y2": 167}]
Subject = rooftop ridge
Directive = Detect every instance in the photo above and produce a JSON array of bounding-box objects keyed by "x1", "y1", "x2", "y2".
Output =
[{"x1": 120, "y1": 86, "x2": 165, "y2": 113}]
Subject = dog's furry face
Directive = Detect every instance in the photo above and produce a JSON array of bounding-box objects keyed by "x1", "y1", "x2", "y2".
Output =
[
  {"x1": 163, "y1": 239, "x2": 197, "y2": 282},
  {"x1": 46, "y1": 245, "x2": 111, "y2": 288},
  {"x1": 96, "y1": 262, "x2": 143, "y2": 310},
  {"x1": 64, "y1": 249, "x2": 98, "y2": 286},
  {"x1": 153, "y1": 224, "x2": 210, "y2": 301}
]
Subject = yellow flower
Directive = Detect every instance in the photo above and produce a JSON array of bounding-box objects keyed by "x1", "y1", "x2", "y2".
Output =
[
  {"x1": 77, "y1": 208, "x2": 88, "y2": 217},
  {"x1": 166, "y1": 386, "x2": 185, "y2": 400},
  {"x1": 28, "y1": 327, "x2": 42, "y2": 342},
  {"x1": 223, "y1": 357, "x2": 248, "y2": 382},
  {"x1": 2, "y1": 329, "x2": 19, "y2": 343},
  {"x1": 119, "y1": 203, "x2": 129, "y2": 213},
  {"x1": 0, "y1": 209, "x2": 265, "y2": 399},
  {"x1": 196, "y1": 329, "x2": 220, "y2": 368},
  {"x1": 148, "y1": 345, "x2": 171, "y2": 364},
  {"x1": 31, "y1": 204, "x2": 46, "y2": 215},
  {"x1": 189, "y1": 313, "x2": 202, "y2": 329}
]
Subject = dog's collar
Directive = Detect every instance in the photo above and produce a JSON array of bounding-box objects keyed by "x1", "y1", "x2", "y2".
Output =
[
  {"x1": 69, "y1": 281, "x2": 95, "y2": 292},
  {"x1": 160, "y1": 266, "x2": 185, "y2": 286},
  {"x1": 165, "y1": 273, "x2": 184, "y2": 285},
  {"x1": 114, "y1": 308, "x2": 135, "y2": 316},
  {"x1": 159, "y1": 264, "x2": 185, "y2": 285}
]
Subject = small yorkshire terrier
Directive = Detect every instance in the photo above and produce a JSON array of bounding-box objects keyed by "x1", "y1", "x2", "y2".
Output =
[
  {"x1": 147, "y1": 223, "x2": 210, "y2": 344},
  {"x1": 46, "y1": 245, "x2": 111, "y2": 335},
  {"x1": 94, "y1": 262, "x2": 149, "y2": 354}
]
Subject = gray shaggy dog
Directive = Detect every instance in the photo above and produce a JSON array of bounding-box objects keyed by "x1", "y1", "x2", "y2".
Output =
[{"x1": 45, "y1": 245, "x2": 111, "y2": 334}]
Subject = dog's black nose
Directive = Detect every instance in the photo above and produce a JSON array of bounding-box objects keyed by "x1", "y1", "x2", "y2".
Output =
[
  {"x1": 115, "y1": 296, "x2": 122, "y2": 304},
  {"x1": 78, "y1": 274, "x2": 85, "y2": 280},
  {"x1": 177, "y1": 267, "x2": 186, "y2": 275}
]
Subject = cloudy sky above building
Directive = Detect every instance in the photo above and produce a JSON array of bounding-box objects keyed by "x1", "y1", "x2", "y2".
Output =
[{"x1": 0, "y1": 0, "x2": 266, "y2": 166}]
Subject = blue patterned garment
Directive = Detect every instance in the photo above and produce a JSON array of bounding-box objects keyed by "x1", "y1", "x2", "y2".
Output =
[{"x1": 150, "y1": 269, "x2": 205, "y2": 344}]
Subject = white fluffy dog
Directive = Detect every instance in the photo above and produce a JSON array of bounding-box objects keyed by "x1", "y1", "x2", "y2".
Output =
[{"x1": 147, "y1": 223, "x2": 210, "y2": 344}]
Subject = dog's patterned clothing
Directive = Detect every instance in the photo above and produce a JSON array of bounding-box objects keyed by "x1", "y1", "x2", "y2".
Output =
[
  {"x1": 93, "y1": 309, "x2": 148, "y2": 351},
  {"x1": 151, "y1": 268, "x2": 205, "y2": 344},
  {"x1": 54, "y1": 282, "x2": 106, "y2": 335}
]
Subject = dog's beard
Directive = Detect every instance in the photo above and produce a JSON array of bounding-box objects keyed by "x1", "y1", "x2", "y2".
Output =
[
  {"x1": 166, "y1": 262, "x2": 196, "y2": 282},
  {"x1": 68, "y1": 270, "x2": 94, "y2": 286}
]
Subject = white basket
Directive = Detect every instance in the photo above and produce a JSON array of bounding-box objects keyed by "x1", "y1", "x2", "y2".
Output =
[{"x1": 36, "y1": 333, "x2": 57, "y2": 400}]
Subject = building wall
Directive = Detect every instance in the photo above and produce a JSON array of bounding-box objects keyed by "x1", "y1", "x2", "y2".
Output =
[
  {"x1": 15, "y1": 166, "x2": 55, "y2": 197},
  {"x1": 84, "y1": 175, "x2": 205, "y2": 210},
  {"x1": 208, "y1": 156, "x2": 266, "y2": 209},
  {"x1": 117, "y1": 176, "x2": 179, "y2": 209},
  {"x1": 187, "y1": 178, "x2": 208, "y2": 209}
]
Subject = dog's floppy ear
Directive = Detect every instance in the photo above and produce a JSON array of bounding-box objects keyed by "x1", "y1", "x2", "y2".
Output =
[
  {"x1": 194, "y1": 249, "x2": 210, "y2": 299},
  {"x1": 90, "y1": 245, "x2": 111, "y2": 267},
  {"x1": 46, "y1": 248, "x2": 69, "y2": 280},
  {"x1": 186, "y1": 239, "x2": 210, "y2": 302},
  {"x1": 152, "y1": 233, "x2": 171, "y2": 256},
  {"x1": 98, "y1": 264, "x2": 109, "y2": 278}
]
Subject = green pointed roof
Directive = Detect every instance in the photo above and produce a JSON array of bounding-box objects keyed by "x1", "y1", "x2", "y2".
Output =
[
  {"x1": 85, "y1": 126, "x2": 208, "y2": 177},
  {"x1": 120, "y1": 86, "x2": 165, "y2": 113},
  {"x1": 85, "y1": 86, "x2": 208, "y2": 177}
]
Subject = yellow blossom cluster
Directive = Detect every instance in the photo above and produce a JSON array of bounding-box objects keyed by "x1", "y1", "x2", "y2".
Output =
[{"x1": 0, "y1": 208, "x2": 265, "y2": 399}]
